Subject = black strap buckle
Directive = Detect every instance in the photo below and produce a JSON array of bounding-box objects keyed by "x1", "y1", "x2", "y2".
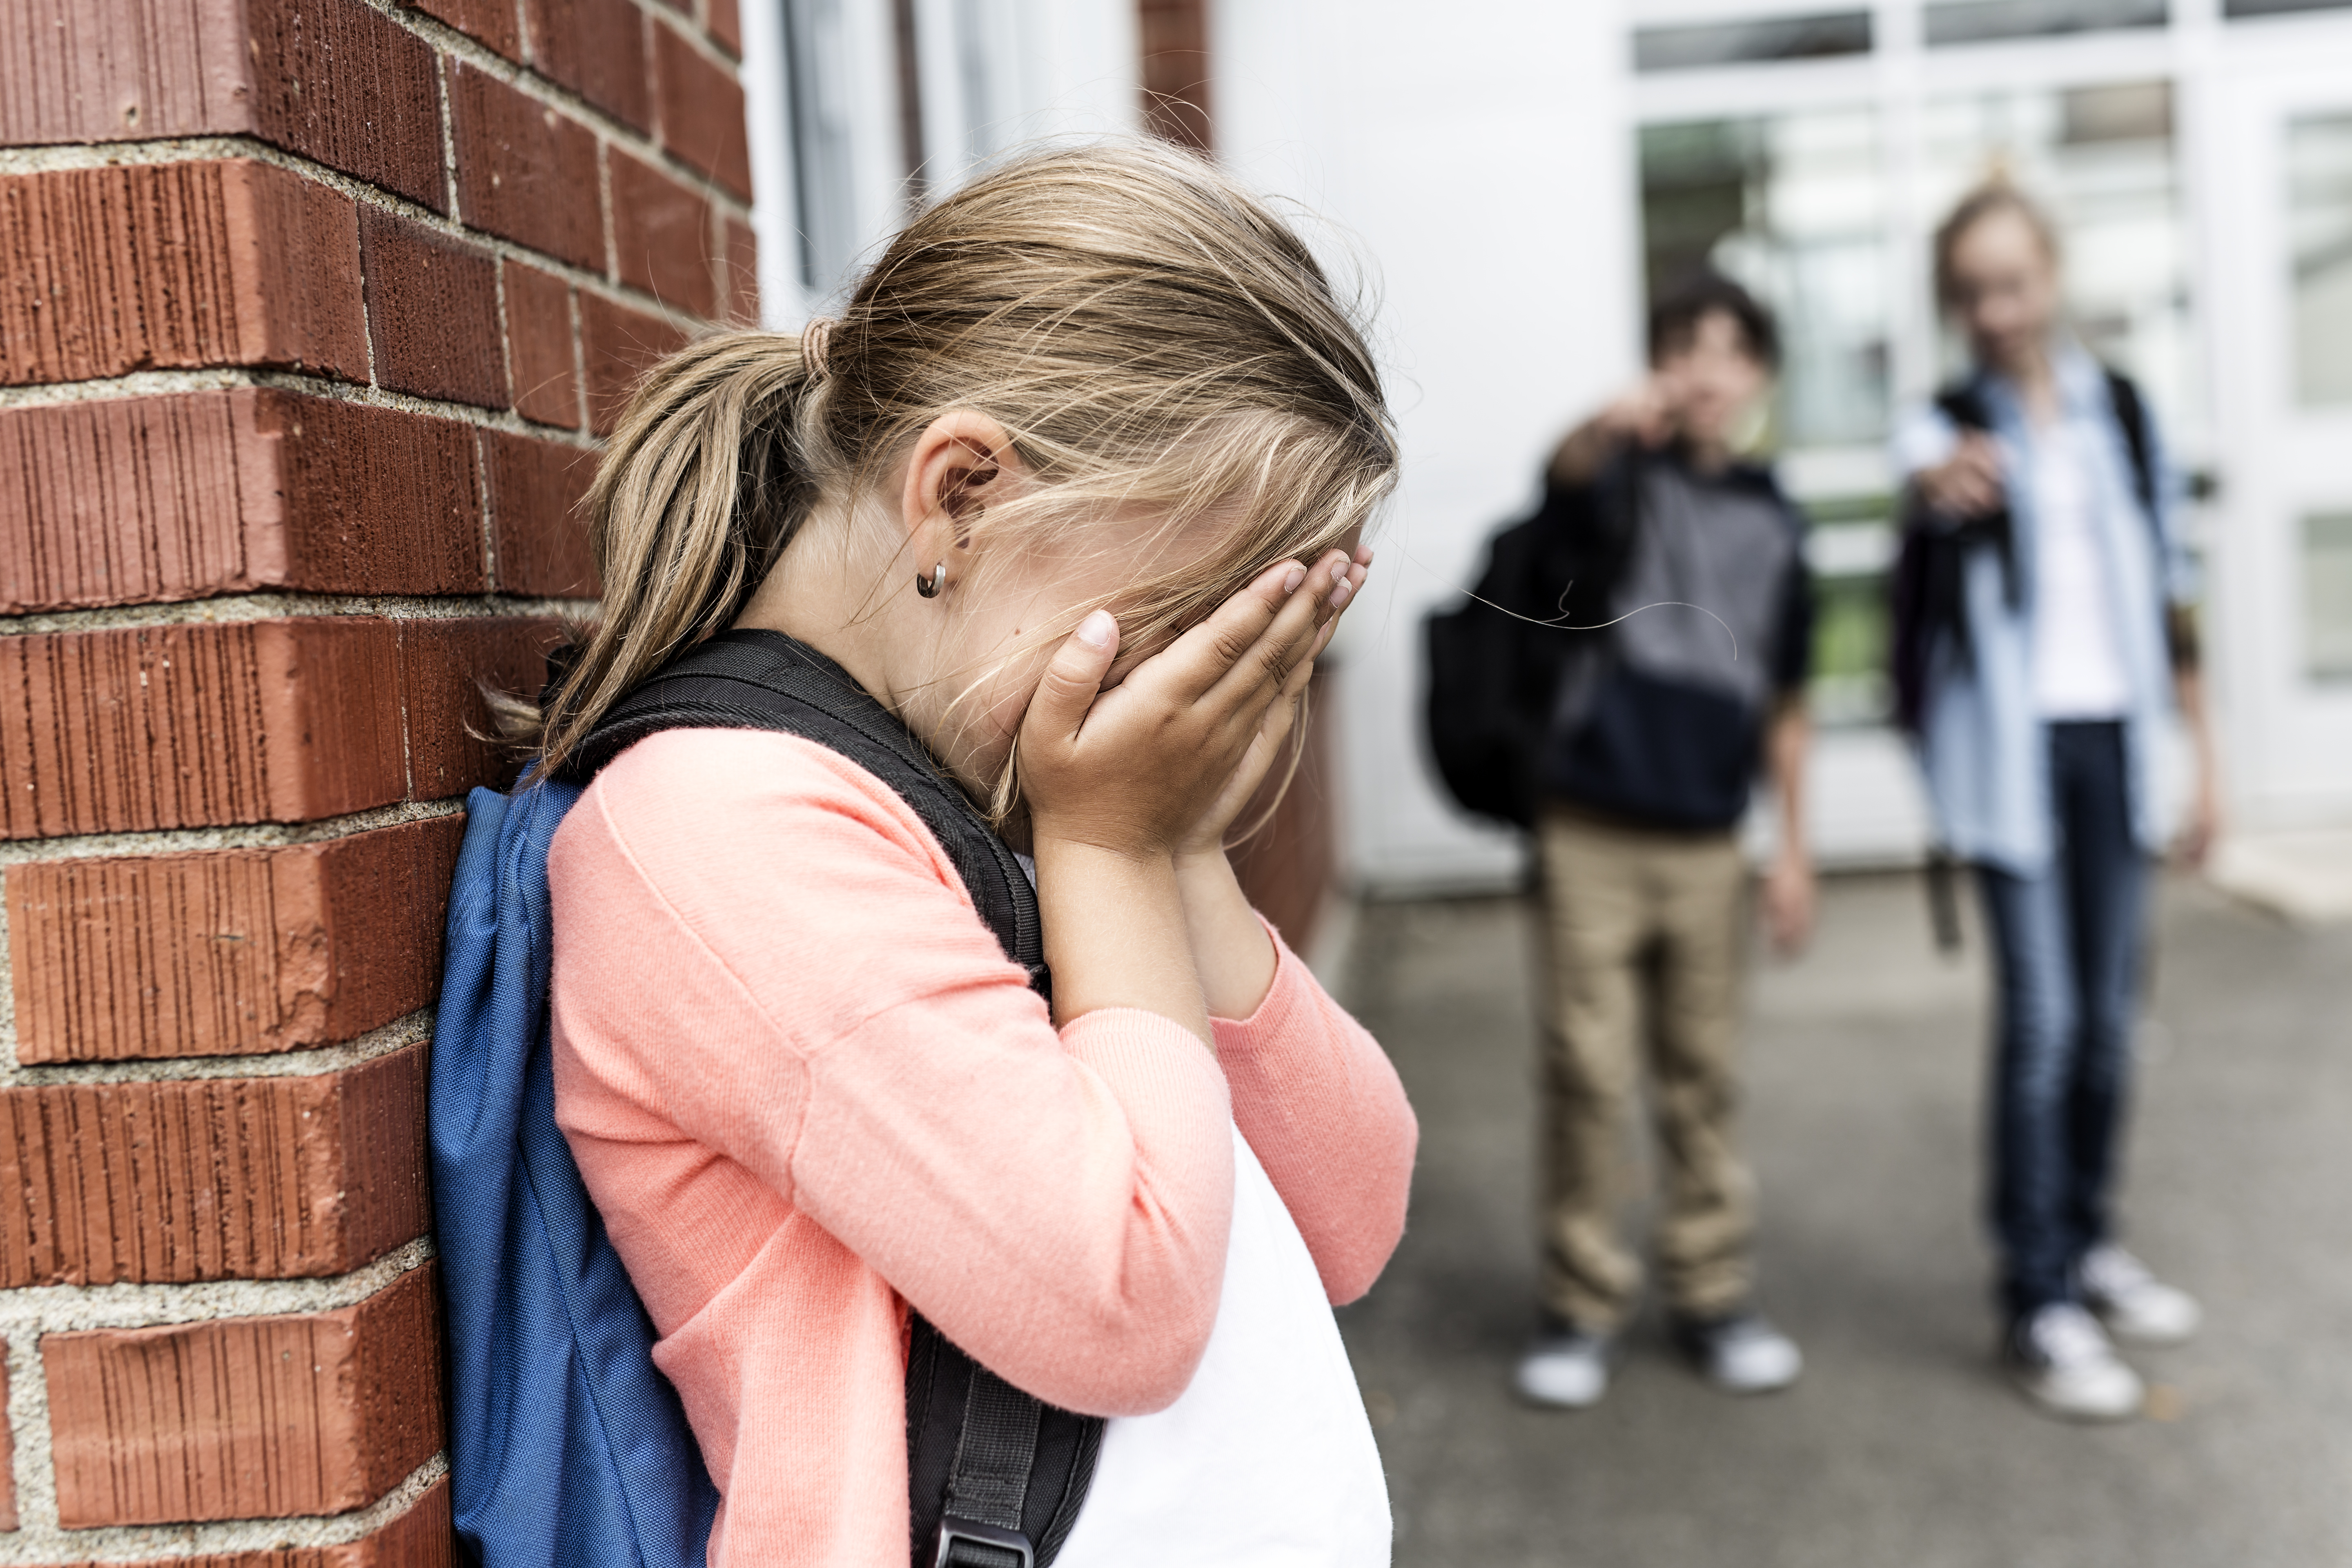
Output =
[{"x1": 931, "y1": 1517, "x2": 1035, "y2": 1568}]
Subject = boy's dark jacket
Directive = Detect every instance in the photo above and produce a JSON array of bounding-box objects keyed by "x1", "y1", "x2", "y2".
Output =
[{"x1": 1424, "y1": 448, "x2": 1799, "y2": 831}]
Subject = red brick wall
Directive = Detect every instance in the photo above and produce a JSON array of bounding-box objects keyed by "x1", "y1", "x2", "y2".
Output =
[
  {"x1": 0, "y1": 0, "x2": 751, "y2": 1557},
  {"x1": 1139, "y1": 0, "x2": 1211, "y2": 152}
]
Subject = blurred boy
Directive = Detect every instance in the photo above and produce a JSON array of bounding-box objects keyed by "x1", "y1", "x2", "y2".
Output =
[{"x1": 1509, "y1": 272, "x2": 1815, "y2": 1408}]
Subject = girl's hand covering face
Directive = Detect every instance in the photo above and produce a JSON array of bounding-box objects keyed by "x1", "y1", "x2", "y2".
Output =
[
  {"x1": 1176, "y1": 544, "x2": 1369, "y2": 857},
  {"x1": 1019, "y1": 546, "x2": 1369, "y2": 862}
]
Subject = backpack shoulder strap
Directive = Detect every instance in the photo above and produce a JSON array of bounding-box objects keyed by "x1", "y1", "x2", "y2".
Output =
[
  {"x1": 566, "y1": 628, "x2": 1098, "y2": 1568},
  {"x1": 567, "y1": 629, "x2": 1042, "y2": 983},
  {"x1": 2103, "y1": 366, "x2": 2159, "y2": 523},
  {"x1": 1935, "y1": 378, "x2": 1993, "y2": 433}
]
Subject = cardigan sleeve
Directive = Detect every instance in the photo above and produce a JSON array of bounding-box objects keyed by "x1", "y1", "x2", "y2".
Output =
[
  {"x1": 548, "y1": 727, "x2": 1235, "y2": 1416},
  {"x1": 1212, "y1": 924, "x2": 1416, "y2": 1305}
]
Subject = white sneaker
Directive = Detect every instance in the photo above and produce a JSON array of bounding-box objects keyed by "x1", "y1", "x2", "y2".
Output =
[
  {"x1": 2080, "y1": 1244, "x2": 2202, "y2": 1347},
  {"x1": 1673, "y1": 1310, "x2": 1804, "y2": 1394},
  {"x1": 1514, "y1": 1319, "x2": 1613, "y2": 1409},
  {"x1": 2008, "y1": 1303, "x2": 2145, "y2": 1422}
]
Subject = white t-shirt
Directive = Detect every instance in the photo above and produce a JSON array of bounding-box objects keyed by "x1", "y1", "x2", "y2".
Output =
[
  {"x1": 1053, "y1": 1124, "x2": 1393, "y2": 1568},
  {"x1": 2029, "y1": 423, "x2": 2132, "y2": 720}
]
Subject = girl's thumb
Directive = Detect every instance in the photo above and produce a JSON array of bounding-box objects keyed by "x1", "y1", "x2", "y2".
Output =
[{"x1": 1028, "y1": 610, "x2": 1120, "y2": 740}]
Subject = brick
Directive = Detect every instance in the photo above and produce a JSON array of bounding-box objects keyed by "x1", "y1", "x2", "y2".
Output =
[
  {"x1": 234, "y1": 392, "x2": 487, "y2": 594},
  {"x1": 45, "y1": 1263, "x2": 443, "y2": 1527},
  {"x1": 0, "y1": 619, "x2": 406, "y2": 840},
  {"x1": 0, "y1": 1044, "x2": 430, "y2": 1286},
  {"x1": 0, "y1": 388, "x2": 484, "y2": 613},
  {"x1": 580, "y1": 291, "x2": 690, "y2": 436},
  {"x1": 50, "y1": 1477, "x2": 457, "y2": 1568},
  {"x1": 0, "y1": 0, "x2": 249, "y2": 146},
  {"x1": 361, "y1": 208, "x2": 507, "y2": 409},
  {"x1": 10, "y1": 818, "x2": 464, "y2": 1062},
  {"x1": 610, "y1": 150, "x2": 718, "y2": 317},
  {"x1": 0, "y1": 160, "x2": 366, "y2": 387},
  {"x1": 406, "y1": 0, "x2": 523, "y2": 60},
  {"x1": 0, "y1": 616, "x2": 558, "y2": 839},
  {"x1": 526, "y1": 0, "x2": 653, "y2": 132},
  {"x1": 243, "y1": 0, "x2": 448, "y2": 209},
  {"x1": 654, "y1": 23, "x2": 752, "y2": 200},
  {"x1": 503, "y1": 260, "x2": 581, "y2": 429},
  {"x1": 400, "y1": 617, "x2": 561, "y2": 797},
  {"x1": 449, "y1": 61, "x2": 604, "y2": 270},
  {"x1": 0, "y1": 1359, "x2": 13, "y2": 1530},
  {"x1": 482, "y1": 432, "x2": 597, "y2": 596},
  {"x1": 719, "y1": 213, "x2": 758, "y2": 325},
  {"x1": 708, "y1": 0, "x2": 742, "y2": 57},
  {"x1": 1, "y1": 0, "x2": 443, "y2": 210}
]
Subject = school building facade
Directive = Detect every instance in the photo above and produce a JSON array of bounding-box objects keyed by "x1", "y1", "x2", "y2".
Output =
[
  {"x1": 1205, "y1": 0, "x2": 2352, "y2": 894},
  {"x1": 732, "y1": 0, "x2": 2352, "y2": 896}
]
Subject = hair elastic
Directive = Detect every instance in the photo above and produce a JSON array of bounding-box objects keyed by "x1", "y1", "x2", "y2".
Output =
[
  {"x1": 915, "y1": 561, "x2": 947, "y2": 599},
  {"x1": 800, "y1": 317, "x2": 835, "y2": 379}
]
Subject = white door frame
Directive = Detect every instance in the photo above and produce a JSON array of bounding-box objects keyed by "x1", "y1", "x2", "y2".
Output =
[{"x1": 2199, "y1": 40, "x2": 2352, "y2": 830}]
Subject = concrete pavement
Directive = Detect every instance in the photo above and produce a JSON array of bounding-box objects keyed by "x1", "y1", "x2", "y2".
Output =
[{"x1": 1334, "y1": 872, "x2": 2352, "y2": 1568}]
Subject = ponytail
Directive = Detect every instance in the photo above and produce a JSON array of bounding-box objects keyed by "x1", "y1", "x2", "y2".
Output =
[{"x1": 510, "y1": 332, "x2": 820, "y2": 776}]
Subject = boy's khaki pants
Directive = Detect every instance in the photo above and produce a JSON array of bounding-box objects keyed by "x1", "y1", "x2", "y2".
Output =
[{"x1": 1534, "y1": 804, "x2": 1757, "y2": 1333}]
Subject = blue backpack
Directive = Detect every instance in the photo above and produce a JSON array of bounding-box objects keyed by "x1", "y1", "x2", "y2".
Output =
[{"x1": 431, "y1": 629, "x2": 1103, "y2": 1568}]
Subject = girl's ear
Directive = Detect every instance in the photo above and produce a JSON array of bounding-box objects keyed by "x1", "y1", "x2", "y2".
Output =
[{"x1": 901, "y1": 409, "x2": 1027, "y2": 563}]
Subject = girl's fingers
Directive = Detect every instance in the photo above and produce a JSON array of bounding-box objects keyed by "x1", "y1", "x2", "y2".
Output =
[
  {"x1": 1300, "y1": 556, "x2": 1369, "y2": 679},
  {"x1": 1209, "y1": 551, "x2": 1348, "y2": 711},
  {"x1": 1160, "y1": 557, "x2": 1317, "y2": 701},
  {"x1": 1025, "y1": 610, "x2": 1121, "y2": 745},
  {"x1": 1337, "y1": 557, "x2": 1369, "y2": 606}
]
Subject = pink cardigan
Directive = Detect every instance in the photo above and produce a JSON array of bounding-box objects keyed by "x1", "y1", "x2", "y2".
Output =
[{"x1": 546, "y1": 728, "x2": 1417, "y2": 1567}]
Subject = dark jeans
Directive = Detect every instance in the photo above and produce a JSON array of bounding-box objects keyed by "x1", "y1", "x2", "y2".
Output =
[{"x1": 1976, "y1": 721, "x2": 2150, "y2": 1322}]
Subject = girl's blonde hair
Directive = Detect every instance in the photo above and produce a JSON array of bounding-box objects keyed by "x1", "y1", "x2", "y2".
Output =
[
  {"x1": 1933, "y1": 178, "x2": 2061, "y2": 310},
  {"x1": 516, "y1": 139, "x2": 1397, "y2": 813}
]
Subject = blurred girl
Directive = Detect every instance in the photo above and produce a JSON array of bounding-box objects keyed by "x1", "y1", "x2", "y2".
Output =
[
  {"x1": 523, "y1": 144, "x2": 1416, "y2": 1563},
  {"x1": 1903, "y1": 182, "x2": 2215, "y2": 1423}
]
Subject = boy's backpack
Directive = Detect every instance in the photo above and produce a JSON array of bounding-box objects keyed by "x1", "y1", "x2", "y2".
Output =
[
  {"x1": 1886, "y1": 367, "x2": 2159, "y2": 735},
  {"x1": 432, "y1": 628, "x2": 1102, "y2": 1568},
  {"x1": 1423, "y1": 457, "x2": 1643, "y2": 829}
]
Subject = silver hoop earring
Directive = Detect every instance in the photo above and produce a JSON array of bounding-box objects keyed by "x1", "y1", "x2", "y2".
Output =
[{"x1": 915, "y1": 561, "x2": 947, "y2": 599}]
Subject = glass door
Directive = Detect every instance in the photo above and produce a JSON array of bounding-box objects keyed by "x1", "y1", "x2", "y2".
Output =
[{"x1": 2201, "y1": 61, "x2": 2352, "y2": 828}]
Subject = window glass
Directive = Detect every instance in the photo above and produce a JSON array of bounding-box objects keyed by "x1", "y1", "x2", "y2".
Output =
[
  {"x1": 2305, "y1": 513, "x2": 2352, "y2": 681},
  {"x1": 1640, "y1": 110, "x2": 1889, "y2": 451},
  {"x1": 952, "y1": 0, "x2": 1004, "y2": 167},
  {"x1": 2288, "y1": 112, "x2": 2352, "y2": 408},
  {"x1": 1641, "y1": 110, "x2": 1892, "y2": 725},
  {"x1": 1924, "y1": 0, "x2": 2167, "y2": 47},
  {"x1": 784, "y1": 0, "x2": 862, "y2": 300},
  {"x1": 1803, "y1": 504, "x2": 1898, "y2": 726},
  {"x1": 2226, "y1": 0, "x2": 2352, "y2": 16},
  {"x1": 1633, "y1": 12, "x2": 1872, "y2": 72}
]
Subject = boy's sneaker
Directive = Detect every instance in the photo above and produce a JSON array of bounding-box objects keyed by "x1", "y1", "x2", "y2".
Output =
[
  {"x1": 2008, "y1": 1302, "x2": 2144, "y2": 1422},
  {"x1": 1671, "y1": 1309, "x2": 1803, "y2": 1394},
  {"x1": 1513, "y1": 1313, "x2": 1613, "y2": 1409},
  {"x1": 2079, "y1": 1244, "x2": 2201, "y2": 1347}
]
